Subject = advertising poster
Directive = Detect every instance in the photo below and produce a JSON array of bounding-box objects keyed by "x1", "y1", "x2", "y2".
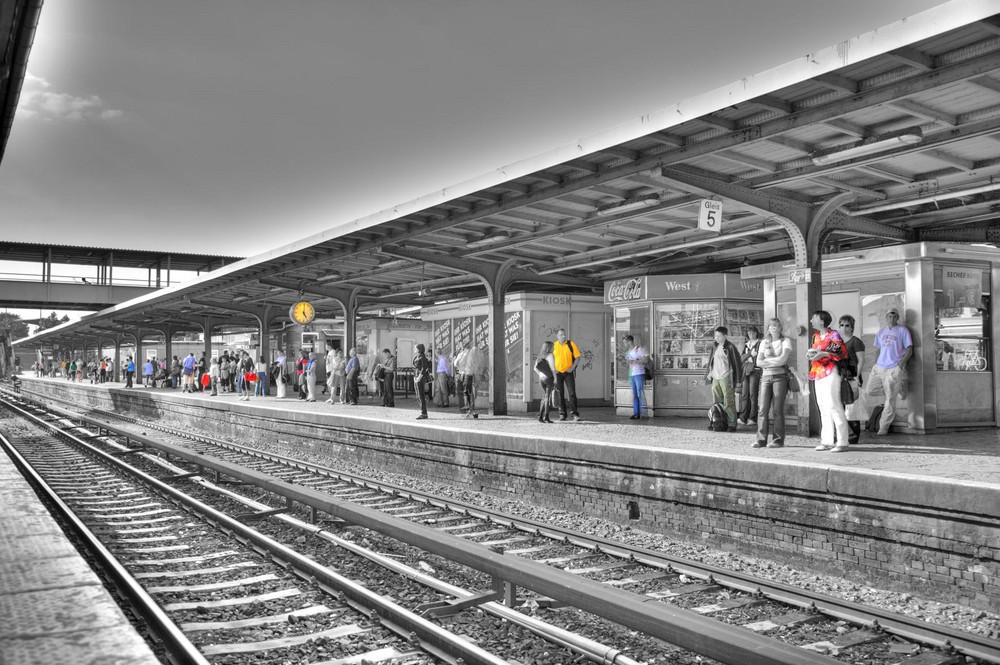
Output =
[
  {"x1": 474, "y1": 315, "x2": 491, "y2": 400},
  {"x1": 433, "y1": 320, "x2": 451, "y2": 357},
  {"x1": 453, "y1": 316, "x2": 473, "y2": 353},
  {"x1": 504, "y1": 311, "x2": 523, "y2": 399}
]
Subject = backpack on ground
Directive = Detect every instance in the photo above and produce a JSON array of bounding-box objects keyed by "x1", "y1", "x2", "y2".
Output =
[
  {"x1": 865, "y1": 404, "x2": 885, "y2": 432},
  {"x1": 708, "y1": 403, "x2": 729, "y2": 432}
]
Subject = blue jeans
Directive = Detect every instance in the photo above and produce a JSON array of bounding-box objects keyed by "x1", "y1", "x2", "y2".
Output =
[
  {"x1": 255, "y1": 370, "x2": 268, "y2": 396},
  {"x1": 756, "y1": 373, "x2": 788, "y2": 444},
  {"x1": 630, "y1": 374, "x2": 645, "y2": 417}
]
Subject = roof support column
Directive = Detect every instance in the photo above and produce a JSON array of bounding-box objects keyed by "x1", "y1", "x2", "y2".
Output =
[
  {"x1": 113, "y1": 336, "x2": 121, "y2": 382},
  {"x1": 202, "y1": 316, "x2": 214, "y2": 363}
]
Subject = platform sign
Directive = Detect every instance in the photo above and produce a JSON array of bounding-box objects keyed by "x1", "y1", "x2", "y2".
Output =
[
  {"x1": 698, "y1": 199, "x2": 723, "y2": 233},
  {"x1": 787, "y1": 269, "x2": 812, "y2": 284}
]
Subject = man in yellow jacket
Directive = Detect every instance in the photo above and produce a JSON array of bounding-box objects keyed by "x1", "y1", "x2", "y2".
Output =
[{"x1": 553, "y1": 328, "x2": 582, "y2": 421}]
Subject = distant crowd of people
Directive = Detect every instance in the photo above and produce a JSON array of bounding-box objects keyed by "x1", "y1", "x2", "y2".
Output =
[{"x1": 30, "y1": 309, "x2": 912, "y2": 444}]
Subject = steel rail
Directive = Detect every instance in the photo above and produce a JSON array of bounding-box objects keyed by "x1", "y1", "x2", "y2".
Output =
[
  {"x1": 13, "y1": 388, "x2": 1000, "y2": 663},
  {"x1": 5, "y1": 396, "x2": 842, "y2": 665},
  {"x1": 0, "y1": 429, "x2": 211, "y2": 665},
  {"x1": 0, "y1": 395, "x2": 512, "y2": 665}
]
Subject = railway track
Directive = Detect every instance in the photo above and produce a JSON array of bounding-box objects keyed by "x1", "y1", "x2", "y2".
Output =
[{"x1": 3, "y1": 388, "x2": 998, "y2": 665}]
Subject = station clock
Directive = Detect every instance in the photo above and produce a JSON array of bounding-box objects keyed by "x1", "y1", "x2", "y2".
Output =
[{"x1": 289, "y1": 300, "x2": 316, "y2": 325}]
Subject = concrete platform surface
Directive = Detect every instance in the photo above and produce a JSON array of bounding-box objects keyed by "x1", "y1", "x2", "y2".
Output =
[
  {"x1": 0, "y1": 444, "x2": 160, "y2": 665},
  {"x1": 31, "y1": 375, "x2": 997, "y2": 487}
]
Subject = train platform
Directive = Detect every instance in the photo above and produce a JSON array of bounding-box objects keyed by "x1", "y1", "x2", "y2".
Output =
[
  {"x1": 23, "y1": 374, "x2": 1000, "y2": 485},
  {"x1": 13, "y1": 375, "x2": 1000, "y2": 611},
  {"x1": 0, "y1": 439, "x2": 160, "y2": 664}
]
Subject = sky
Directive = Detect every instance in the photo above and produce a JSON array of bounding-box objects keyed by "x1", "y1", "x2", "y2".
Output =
[{"x1": 2, "y1": 0, "x2": 947, "y2": 261}]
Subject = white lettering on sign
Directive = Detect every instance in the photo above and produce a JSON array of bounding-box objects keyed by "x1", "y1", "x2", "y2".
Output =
[
  {"x1": 606, "y1": 277, "x2": 645, "y2": 302},
  {"x1": 663, "y1": 281, "x2": 692, "y2": 291},
  {"x1": 787, "y1": 269, "x2": 812, "y2": 284},
  {"x1": 740, "y1": 281, "x2": 761, "y2": 292},
  {"x1": 698, "y1": 199, "x2": 723, "y2": 233}
]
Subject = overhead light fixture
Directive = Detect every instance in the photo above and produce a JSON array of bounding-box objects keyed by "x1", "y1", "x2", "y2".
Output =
[
  {"x1": 467, "y1": 231, "x2": 511, "y2": 249},
  {"x1": 318, "y1": 271, "x2": 341, "y2": 283},
  {"x1": 594, "y1": 195, "x2": 661, "y2": 217},
  {"x1": 847, "y1": 181, "x2": 1000, "y2": 215},
  {"x1": 811, "y1": 127, "x2": 923, "y2": 166},
  {"x1": 232, "y1": 295, "x2": 251, "y2": 303}
]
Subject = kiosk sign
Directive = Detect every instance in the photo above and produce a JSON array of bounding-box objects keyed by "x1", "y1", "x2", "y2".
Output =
[{"x1": 605, "y1": 277, "x2": 647, "y2": 304}]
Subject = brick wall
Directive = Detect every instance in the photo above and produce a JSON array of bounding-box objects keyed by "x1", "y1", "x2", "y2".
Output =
[{"x1": 25, "y1": 380, "x2": 1000, "y2": 611}]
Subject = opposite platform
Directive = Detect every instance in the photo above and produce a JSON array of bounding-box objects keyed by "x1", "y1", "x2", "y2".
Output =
[
  {"x1": 0, "y1": 439, "x2": 160, "y2": 665},
  {"x1": 17, "y1": 376, "x2": 1000, "y2": 611}
]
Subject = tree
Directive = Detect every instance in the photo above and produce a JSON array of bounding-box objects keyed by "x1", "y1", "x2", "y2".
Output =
[
  {"x1": 0, "y1": 313, "x2": 29, "y2": 340},
  {"x1": 34, "y1": 312, "x2": 70, "y2": 332}
]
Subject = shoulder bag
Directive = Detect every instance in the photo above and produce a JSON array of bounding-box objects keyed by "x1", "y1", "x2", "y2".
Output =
[{"x1": 785, "y1": 366, "x2": 801, "y2": 393}]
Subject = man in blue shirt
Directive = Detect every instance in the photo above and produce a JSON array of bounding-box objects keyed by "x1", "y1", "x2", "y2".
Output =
[{"x1": 868, "y1": 308, "x2": 913, "y2": 436}]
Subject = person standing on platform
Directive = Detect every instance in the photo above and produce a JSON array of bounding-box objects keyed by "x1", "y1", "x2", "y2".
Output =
[
  {"x1": 170, "y1": 356, "x2": 181, "y2": 389},
  {"x1": 296, "y1": 349, "x2": 309, "y2": 400},
  {"x1": 867, "y1": 308, "x2": 913, "y2": 436},
  {"x1": 453, "y1": 346, "x2": 469, "y2": 411},
  {"x1": 99, "y1": 358, "x2": 107, "y2": 383},
  {"x1": 535, "y1": 340, "x2": 556, "y2": 423},
  {"x1": 837, "y1": 315, "x2": 866, "y2": 445},
  {"x1": 209, "y1": 357, "x2": 219, "y2": 396},
  {"x1": 181, "y1": 353, "x2": 197, "y2": 393},
  {"x1": 553, "y1": 328, "x2": 582, "y2": 422},
  {"x1": 463, "y1": 343, "x2": 488, "y2": 419},
  {"x1": 324, "y1": 346, "x2": 337, "y2": 403},
  {"x1": 623, "y1": 335, "x2": 648, "y2": 420},
  {"x1": 434, "y1": 349, "x2": 452, "y2": 407},
  {"x1": 124, "y1": 356, "x2": 134, "y2": 389},
  {"x1": 255, "y1": 355, "x2": 268, "y2": 397},
  {"x1": 754, "y1": 318, "x2": 792, "y2": 449},
  {"x1": 304, "y1": 352, "x2": 317, "y2": 402},
  {"x1": 377, "y1": 348, "x2": 396, "y2": 407},
  {"x1": 197, "y1": 353, "x2": 207, "y2": 393},
  {"x1": 737, "y1": 326, "x2": 762, "y2": 427},
  {"x1": 330, "y1": 349, "x2": 346, "y2": 403},
  {"x1": 239, "y1": 351, "x2": 255, "y2": 402},
  {"x1": 274, "y1": 349, "x2": 288, "y2": 399},
  {"x1": 413, "y1": 344, "x2": 431, "y2": 419},
  {"x1": 142, "y1": 358, "x2": 154, "y2": 387},
  {"x1": 808, "y1": 310, "x2": 850, "y2": 453},
  {"x1": 344, "y1": 347, "x2": 360, "y2": 405},
  {"x1": 704, "y1": 326, "x2": 742, "y2": 432}
]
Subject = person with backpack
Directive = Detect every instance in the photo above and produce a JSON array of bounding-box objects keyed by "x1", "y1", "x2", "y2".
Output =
[
  {"x1": 704, "y1": 326, "x2": 742, "y2": 432},
  {"x1": 181, "y1": 353, "x2": 197, "y2": 393},
  {"x1": 736, "y1": 326, "x2": 763, "y2": 427},
  {"x1": 535, "y1": 340, "x2": 556, "y2": 423},
  {"x1": 553, "y1": 328, "x2": 582, "y2": 421},
  {"x1": 413, "y1": 344, "x2": 432, "y2": 419},
  {"x1": 807, "y1": 310, "x2": 850, "y2": 453},
  {"x1": 754, "y1": 318, "x2": 792, "y2": 448},
  {"x1": 837, "y1": 314, "x2": 867, "y2": 445},
  {"x1": 344, "y1": 347, "x2": 360, "y2": 405},
  {"x1": 623, "y1": 335, "x2": 648, "y2": 420}
]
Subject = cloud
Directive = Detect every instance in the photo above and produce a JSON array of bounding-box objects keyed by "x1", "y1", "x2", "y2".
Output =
[{"x1": 17, "y1": 73, "x2": 123, "y2": 121}]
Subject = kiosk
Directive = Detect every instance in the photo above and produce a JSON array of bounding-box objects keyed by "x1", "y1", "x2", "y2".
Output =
[
  {"x1": 605, "y1": 274, "x2": 764, "y2": 417},
  {"x1": 420, "y1": 292, "x2": 610, "y2": 412},
  {"x1": 743, "y1": 243, "x2": 999, "y2": 433}
]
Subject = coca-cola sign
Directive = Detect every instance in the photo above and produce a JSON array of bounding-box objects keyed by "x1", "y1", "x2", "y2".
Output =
[{"x1": 605, "y1": 277, "x2": 646, "y2": 303}]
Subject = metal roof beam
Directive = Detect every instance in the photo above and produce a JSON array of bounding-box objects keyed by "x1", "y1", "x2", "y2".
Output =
[
  {"x1": 822, "y1": 117, "x2": 870, "y2": 139},
  {"x1": 814, "y1": 72, "x2": 859, "y2": 94},
  {"x1": 888, "y1": 46, "x2": 936, "y2": 71},
  {"x1": 378, "y1": 245, "x2": 585, "y2": 290},
  {"x1": 753, "y1": 95, "x2": 794, "y2": 115},
  {"x1": 888, "y1": 99, "x2": 957, "y2": 126},
  {"x1": 921, "y1": 148, "x2": 975, "y2": 171}
]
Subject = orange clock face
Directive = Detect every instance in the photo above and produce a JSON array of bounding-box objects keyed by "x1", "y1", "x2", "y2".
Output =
[{"x1": 290, "y1": 301, "x2": 315, "y2": 324}]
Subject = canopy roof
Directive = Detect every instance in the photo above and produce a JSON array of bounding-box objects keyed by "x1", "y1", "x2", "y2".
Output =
[{"x1": 19, "y1": 0, "x2": 1000, "y2": 347}]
